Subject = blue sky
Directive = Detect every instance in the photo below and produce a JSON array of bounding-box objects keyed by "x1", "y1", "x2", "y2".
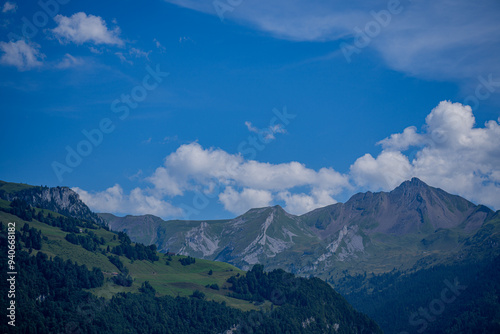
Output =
[{"x1": 1, "y1": 0, "x2": 500, "y2": 219}]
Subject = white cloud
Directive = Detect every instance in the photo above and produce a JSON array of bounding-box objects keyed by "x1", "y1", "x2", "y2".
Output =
[
  {"x1": 148, "y1": 142, "x2": 349, "y2": 197},
  {"x1": 278, "y1": 189, "x2": 337, "y2": 215},
  {"x1": 219, "y1": 187, "x2": 273, "y2": 214},
  {"x1": 76, "y1": 142, "x2": 348, "y2": 218},
  {"x1": 0, "y1": 40, "x2": 44, "y2": 70},
  {"x1": 2, "y1": 1, "x2": 16, "y2": 13},
  {"x1": 350, "y1": 151, "x2": 413, "y2": 190},
  {"x1": 145, "y1": 142, "x2": 349, "y2": 215},
  {"x1": 378, "y1": 126, "x2": 423, "y2": 151},
  {"x1": 351, "y1": 101, "x2": 500, "y2": 209},
  {"x1": 52, "y1": 12, "x2": 123, "y2": 46},
  {"x1": 73, "y1": 184, "x2": 182, "y2": 217}
]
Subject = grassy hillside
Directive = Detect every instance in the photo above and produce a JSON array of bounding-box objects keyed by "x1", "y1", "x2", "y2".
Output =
[{"x1": 0, "y1": 207, "x2": 261, "y2": 311}]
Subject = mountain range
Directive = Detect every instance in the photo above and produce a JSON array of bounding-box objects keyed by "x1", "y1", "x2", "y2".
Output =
[
  {"x1": 2, "y1": 178, "x2": 500, "y2": 333},
  {"x1": 101, "y1": 178, "x2": 499, "y2": 283}
]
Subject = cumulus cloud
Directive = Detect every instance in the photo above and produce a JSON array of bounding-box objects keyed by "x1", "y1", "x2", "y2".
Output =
[
  {"x1": 278, "y1": 189, "x2": 337, "y2": 215},
  {"x1": 219, "y1": 187, "x2": 273, "y2": 214},
  {"x1": 2, "y1": 1, "x2": 16, "y2": 13},
  {"x1": 351, "y1": 151, "x2": 413, "y2": 190},
  {"x1": 144, "y1": 142, "x2": 349, "y2": 214},
  {"x1": 351, "y1": 101, "x2": 500, "y2": 209},
  {"x1": 52, "y1": 12, "x2": 123, "y2": 46},
  {"x1": 148, "y1": 142, "x2": 349, "y2": 197},
  {"x1": 73, "y1": 184, "x2": 182, "y2": 217},
  {"x1": 378, "y1": 126, "x2": 423, "y2": 151},
  {"x1": 76, "y1": 142, "x2": 350, "y2": 217},
  {"x1": 0, "y1": 40, "x2": 44, "y2": 70}
]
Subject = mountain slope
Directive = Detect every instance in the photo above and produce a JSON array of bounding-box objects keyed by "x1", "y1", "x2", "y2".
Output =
[
  {"x1": 303, "y1": 178, "x2": 489, "y2": 236},
  {"x1": 336, "y1": 211, "x2": 500, "y2": 333},
  {"x1": 102, "y1": 178, "x2": 495, "y2": 280}
]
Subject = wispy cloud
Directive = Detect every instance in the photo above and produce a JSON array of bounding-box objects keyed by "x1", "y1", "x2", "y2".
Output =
[
  {"x1": 115, "y1": 52, "x2": 133, "y2": 65},
  {"x1": 129, "y1": 48, "x2": 151, "y2": 59},
  {"x1": 245, "y1": 121, "x2": 286, "y2": 141},
  {"x1": 115, "y1": 48, "x2": 151, "y2": 65},
  {"x1": 370, "y1": 0, "x2": 500, "y2": 81},
  {"x1": 153, "y1": 38, "x2": 166, "y2": 53},
  {"x1": 179, "y1": 36, "x2": 194, "y2": 44},
  {"x1": 55, "y1": 53, "x2": 84, "y2": 69},
  {"x1": 163, "y1": 0, "x2": 500, "y2": 82},
  {"x1": 2, "y1": 1, "x2": 17, "y2": 13}
]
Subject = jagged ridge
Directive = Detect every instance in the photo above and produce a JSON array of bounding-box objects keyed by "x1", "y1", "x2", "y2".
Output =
[{"x1": 0, "y1": 181, "x2": 106, "y2": 226}]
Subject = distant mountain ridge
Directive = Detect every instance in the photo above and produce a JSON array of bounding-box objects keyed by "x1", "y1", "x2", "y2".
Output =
[
  {"x1": 305, "y1": 177, "x2": 489, "y2": 234},
  {"x1": 101, "y1": 178, "x2": 499, "y2": 282}
]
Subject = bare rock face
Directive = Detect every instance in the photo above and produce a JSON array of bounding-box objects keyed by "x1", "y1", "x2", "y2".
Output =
[{"x1": 1, "y1": 184, "x2": 105, "y2": 226}]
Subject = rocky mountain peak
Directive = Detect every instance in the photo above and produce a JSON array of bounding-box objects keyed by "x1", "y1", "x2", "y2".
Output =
[
  {"x1": 401, "y1": 177, "x2": 428, "y2": 188},
  {"x1": 390, "y1": 177, "x2": 431, "y2": 198},
  {"x1": 0, "y1": 181, "x2": 105, "y2": 226}
]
